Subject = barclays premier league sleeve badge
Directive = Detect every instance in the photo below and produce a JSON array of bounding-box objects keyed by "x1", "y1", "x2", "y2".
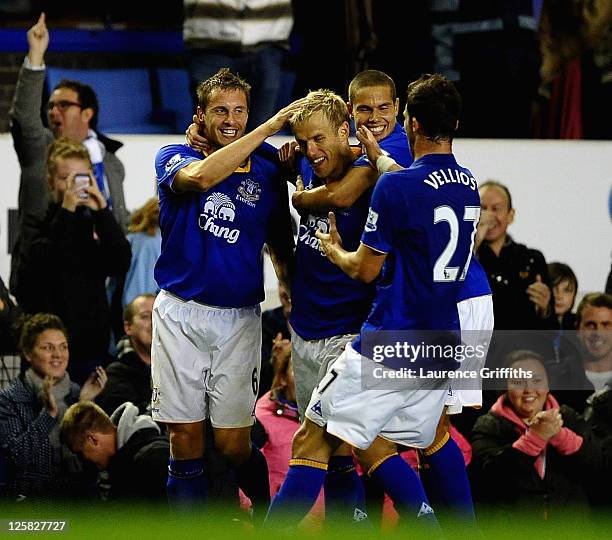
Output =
[{"x1": 365, "y1": 208, "x2": 378, "y2": 232}]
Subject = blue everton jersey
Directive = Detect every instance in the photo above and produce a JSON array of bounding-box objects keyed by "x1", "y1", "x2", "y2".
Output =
[
  {"x1": 154, "y1": 143, "x2": 291, "y2": 308},
  {"x1": 290, "y1": 155, "x2": 376, "y2": 340},
  {"x1": 374, "y1": 124, "x2": 487, "y2": 305},
  {"x1": 353, "y1": 153, "x2": 481, "y2": 352}
]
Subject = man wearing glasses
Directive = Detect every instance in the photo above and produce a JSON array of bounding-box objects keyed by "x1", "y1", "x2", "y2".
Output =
[{"x1": 9, "y1": 12, "x2": 128, "y2": 244}]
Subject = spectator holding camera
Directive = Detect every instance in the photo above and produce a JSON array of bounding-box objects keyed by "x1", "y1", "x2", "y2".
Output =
[{"x1": 12, "y1": 138, "x2": 131, "y2": 384}]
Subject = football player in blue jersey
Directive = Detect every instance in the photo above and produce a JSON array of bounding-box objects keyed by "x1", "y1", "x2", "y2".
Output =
[
  {"x1": 280, "y1": 89, "x2": 377, "y2": 523},
  {"x1": 266, "y1": 74, "x2": 479, "y2": 531},
  {"x1": 152, "y1": 68, "x2": 305, "y2": 519}
]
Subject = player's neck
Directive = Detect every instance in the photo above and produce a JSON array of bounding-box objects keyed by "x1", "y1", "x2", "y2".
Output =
[
  {"x1": 325, "y1": 147, "x2": 356, "y2": 183},
  {"x1": 412, "y1": 138, "x2": 452, "y2": 161}
]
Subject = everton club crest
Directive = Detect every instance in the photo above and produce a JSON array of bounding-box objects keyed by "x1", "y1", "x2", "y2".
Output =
[{"x1": 238, "y1": 178, "x2": 261, "y2": 204}]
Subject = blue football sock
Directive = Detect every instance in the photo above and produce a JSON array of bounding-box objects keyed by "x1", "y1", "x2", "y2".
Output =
[
  {"x1": 370, "y1": 454, "x2": 440, "y2": 531},
  {"x1": 166, "y1": 457, "x2": 207, "y2": 511},
  {"x1": 324, "y1": 455, "x2": 368, "y2": 524},
  {"x1": 234, "y1": 444, "x2": 271, "y2": 523},
  {"x1": 265, "y1": 460, "x2": 327, "y2": 526},
  {"x1": 421, "y1": 436, "x2": 476, "y2": 525}
]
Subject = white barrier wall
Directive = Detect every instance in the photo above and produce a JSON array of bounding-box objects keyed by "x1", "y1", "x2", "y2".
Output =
[{"x1": 1, "y1": 134, "x2": 611, "y2": 309}]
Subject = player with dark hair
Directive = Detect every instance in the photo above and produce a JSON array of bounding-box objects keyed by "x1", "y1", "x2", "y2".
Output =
[
  {"x1": 152, "y1": 68, "x2": 303, "y2": 519},
  {"x1": 266, "y1": 74, "x2": 481, "y2": 530}
]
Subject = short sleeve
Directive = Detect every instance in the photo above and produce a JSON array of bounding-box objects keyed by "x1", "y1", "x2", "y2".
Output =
[
  {"x1": 155, "y1": 145, "x2": 200, "y2": 190},
  {"x1": 360, "y1": 174, "x2": 396, "y2": 254}
]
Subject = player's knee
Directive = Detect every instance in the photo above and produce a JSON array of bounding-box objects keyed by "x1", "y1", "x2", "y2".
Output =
[
  {"x1": 215, "y1": 435, "x2": 251, "y2": 465},
  {"x1": 355, "y1": 438, "x2": 397, "y2": 474},
  {"x1": 291, "y1": 419, "x2": 333, "y2": 460},
  {"x1": 291, "y1": 423, "x2": 311, "y2": 455},
  {"x1": 424, "y1": 414, "x2": 451, "y2": 455},
  {"x1": 168, "y1": 423, "x2": 204, "y2": 458}
]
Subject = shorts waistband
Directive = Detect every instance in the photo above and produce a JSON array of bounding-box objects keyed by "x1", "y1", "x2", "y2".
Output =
[{"x1": 160, "y1": 289, "x2": 259, "y2": 312}]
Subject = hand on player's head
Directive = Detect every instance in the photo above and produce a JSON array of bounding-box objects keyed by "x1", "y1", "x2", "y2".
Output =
[{"x1": 278, "y1": 141, "x2": 301, "y2": 170}]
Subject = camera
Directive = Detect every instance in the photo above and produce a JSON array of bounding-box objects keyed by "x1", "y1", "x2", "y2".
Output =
[{"x1": 74, "y1": 173, "x2": 90, "y2": 200}]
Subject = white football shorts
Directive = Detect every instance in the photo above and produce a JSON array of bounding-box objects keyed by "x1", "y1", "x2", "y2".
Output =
[
  {"x1": 446, "y1": 294, "x2": 494, "y2": 414},
  {"x1": 151, "y1": 289, "x2": 261, "y2": 427},
  {"x1": 305, "y1": 343, "x2": 450, "y2": 450},
  {"x1": 291, "y1": 331, "x2": 356, "y2": 418}
]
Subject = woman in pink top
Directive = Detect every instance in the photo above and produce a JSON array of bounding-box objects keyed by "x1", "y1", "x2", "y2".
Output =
[{"x1": 470, "y1": 350, "x2": 604, "y2": 520}]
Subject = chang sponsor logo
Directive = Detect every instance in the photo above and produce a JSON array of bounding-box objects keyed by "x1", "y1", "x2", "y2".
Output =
[
  {"x1": 199, "y1": 193, "x2": 240, "y2": 244},
  {"x1": 298, "y1": 214, "x2": 329, "y2": 256}
]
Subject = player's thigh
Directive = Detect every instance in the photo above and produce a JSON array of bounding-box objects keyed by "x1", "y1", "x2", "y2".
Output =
[
  {"x1": 207, "y1": 305, "x2": 262, "y2": 429},
  {"x1": 291, "y1": 332, "x2": 325, "y2": 418},
  {"x1": 379, "y1": 378, "x2": 450, "y2": 449}
]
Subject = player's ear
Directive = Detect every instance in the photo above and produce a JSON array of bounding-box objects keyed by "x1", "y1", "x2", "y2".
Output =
[
  {"x1": 338, "y1": 121, "x2": 350, "y2": 138},
  {"x1": 196, "y1": 106, "x2": 205, "y2": 123},
  {"x1": 393, "y1": 98, "x2": 399, "y2": 116},
  {"x1": 347, "y1": 101, "x2": 354, "y2": 117}
]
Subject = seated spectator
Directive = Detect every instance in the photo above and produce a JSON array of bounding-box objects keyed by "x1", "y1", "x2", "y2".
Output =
[
  {"x1": 96, "y1": 294, "x2": 155, "y2": 416},
  {"x1": 477, "y1": 180, "x2": 556, "y2": 330},
  {"x1": 549, "y1": 262, "x2": 579, "y2": 330},
  {"x1": 12, "y1": 138, "x2": 131, "y2": 384},
  {"x1": 259, "y1": 284, "x2": 291, "y2": 398},
  {"x1": 60, "y1": 401, "x2": 169, "y2": 503},
  {"x1": 0, "y1": 313, "x2": 106, "y2": 500},
  {"x1": 255, "y1": 347, "x2": 298, "y2": 497},
  {"x1": 470, "y1": 350, "x2": 603, "y2": 520},
  {"x1": 577, "y1": 293, "x2": 612, "y2": 392},
  {"x1": 122, "y1": 198, "x2": 161, "y2": 309}
]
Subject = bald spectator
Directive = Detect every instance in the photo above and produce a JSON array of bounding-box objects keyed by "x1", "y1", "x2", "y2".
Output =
[{"x1": 477, "y1": 180, "x2": 556, "y2": 330}]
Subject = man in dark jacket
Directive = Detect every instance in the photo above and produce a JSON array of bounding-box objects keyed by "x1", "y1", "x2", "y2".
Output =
[
  {"x1": 96, "y1": 294, "x2": 155, "y2": 415},
  {"x1": 476, "y1": 180, "x2": 556, "y2": 331},
  {"x1": 60, "y1": 401, "x2": 168, "y2": 502}
]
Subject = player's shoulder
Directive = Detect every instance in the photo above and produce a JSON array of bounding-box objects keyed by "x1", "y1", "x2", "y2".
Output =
[
  {"x1": 155, "y1": 143, "x2": 199, "y2": 168},
  {"x1": 252, "y1": 141, "x2": 281, "y2": 166}
]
